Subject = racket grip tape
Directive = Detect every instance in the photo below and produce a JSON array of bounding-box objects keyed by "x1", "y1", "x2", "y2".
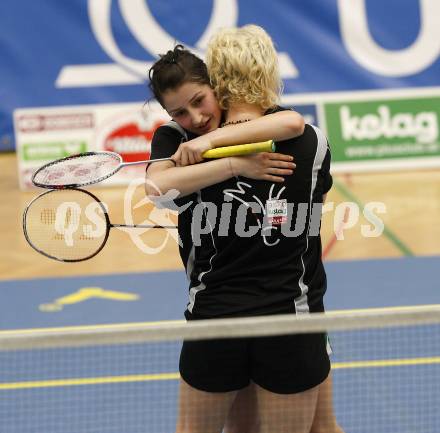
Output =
[{"x1": 202, "y1": 140, "x2": 275, "y2": 158}]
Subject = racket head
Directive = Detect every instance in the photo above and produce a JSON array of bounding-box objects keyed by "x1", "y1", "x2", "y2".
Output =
[
  {"x1": 31, "y1": 152, "x2": 123, "y2": 188},
  {"x1": 23, "y1": 188, "x2": 111, "y2": 262}
]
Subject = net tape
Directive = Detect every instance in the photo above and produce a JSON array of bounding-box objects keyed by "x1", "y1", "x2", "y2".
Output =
[{"x1": 1, "y1": 305, "x2": 440, "y2": 351}]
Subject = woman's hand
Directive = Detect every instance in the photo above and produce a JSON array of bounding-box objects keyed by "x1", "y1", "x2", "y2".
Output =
[
  {"x1": 230, "y1": 152, "x2": 296, "y2": 182},
  {"x1": 172, "y1": 136, "x2": 212, "y2": 166}
]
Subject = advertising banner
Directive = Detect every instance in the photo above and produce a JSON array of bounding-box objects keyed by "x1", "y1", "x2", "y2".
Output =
[
  {"x1": 2, "y1": 0, "x2": 439, "y2": 184},
  {"x1": 325, "y1": 95, "x2": 440, "y2": 169},
  {"x1": 15, "y1": 102, "x2": 170, "y2": 189}
]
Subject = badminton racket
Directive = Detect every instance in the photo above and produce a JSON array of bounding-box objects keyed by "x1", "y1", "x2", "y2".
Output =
[
  {"x1": 23, "y1": 188, "x2": 178, "y2": 262},
  {"x1": 32, "y1": 140, "x2": 275, "y2": 189}
]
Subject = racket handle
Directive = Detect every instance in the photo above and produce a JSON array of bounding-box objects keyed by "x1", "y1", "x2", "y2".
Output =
[{"x1": 202, "y1": 140, "x2": 275, "y2": 158}]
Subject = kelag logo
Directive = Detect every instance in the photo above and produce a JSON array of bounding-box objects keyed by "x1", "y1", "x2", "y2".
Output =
[{"x1": 324, "y1": 97, "x2": 440, "y2": 161}]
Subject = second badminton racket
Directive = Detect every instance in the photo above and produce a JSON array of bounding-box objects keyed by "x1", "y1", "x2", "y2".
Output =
[{"x1": 23, "y1": 188, "x2": 177, "y2": 262}]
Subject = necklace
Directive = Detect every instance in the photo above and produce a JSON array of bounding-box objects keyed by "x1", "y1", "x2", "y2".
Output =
[{"x1": 221, "y1": 119, "x2": 251, "y2": 127}]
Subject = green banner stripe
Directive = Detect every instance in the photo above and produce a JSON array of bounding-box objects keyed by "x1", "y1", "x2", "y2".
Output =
[
  {"x1": 22, "y1": 141, "x2": 87, "y2": 161},
  {"x1": 332, "y1": 179, "x2": 414, "y2": 257}
]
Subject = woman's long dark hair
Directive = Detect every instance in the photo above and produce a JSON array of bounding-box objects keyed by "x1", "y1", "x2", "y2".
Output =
[{"x1": 148, "y1": 45, "x2": 210, "y2": 107}]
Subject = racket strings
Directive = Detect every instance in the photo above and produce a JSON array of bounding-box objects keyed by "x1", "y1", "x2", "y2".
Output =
[
  {"x1": 80, "y1": 225, "x2": 98, "y2": 241},
  {"x1": 40, "y1": 209, "x2": 56, "y2": 225},
  {"x1": 33, "y1": 153, "x2": 121, "y2": 187},
  {"x1": 53, "y1": 233, "x2": 65, "y2": 241},
  {"x1": 24, "y1": 189, "x2": 109, "y2": 261}
]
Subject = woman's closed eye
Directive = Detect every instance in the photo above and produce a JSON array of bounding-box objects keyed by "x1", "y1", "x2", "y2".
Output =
[
  {"x1": 192, "y1": 96, "x2": 204, "y2": 107},
  {"x1": 172, "y1": 109, "x2": 186, "y2": 118}
]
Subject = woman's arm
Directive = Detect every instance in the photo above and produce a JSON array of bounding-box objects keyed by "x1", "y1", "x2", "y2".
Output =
[
  {"x1": 173, "y1": 110, "x2": 304, "y2": 165},
  {"x1": 145, "y1": 152, "x2": 295, "y2": 198}
]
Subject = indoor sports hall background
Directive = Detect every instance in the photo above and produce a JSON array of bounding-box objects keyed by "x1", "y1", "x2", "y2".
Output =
[{"x1": 1, "y1": 1, "x2": 439, "y2": 432}]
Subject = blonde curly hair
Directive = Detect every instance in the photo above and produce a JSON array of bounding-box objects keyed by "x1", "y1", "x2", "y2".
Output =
[{"x1": 206, "y1": 25, "x2": 282, "y2": 110}]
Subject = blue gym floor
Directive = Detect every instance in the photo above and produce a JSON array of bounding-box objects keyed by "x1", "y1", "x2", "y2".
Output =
[{"x1": 0, "y1": 256, "x2": 439, "y2": 432}]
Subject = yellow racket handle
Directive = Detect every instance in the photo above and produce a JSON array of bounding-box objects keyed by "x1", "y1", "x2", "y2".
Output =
[{"x1": 202, "y1": 140, "x2": 275, "y2": 158}]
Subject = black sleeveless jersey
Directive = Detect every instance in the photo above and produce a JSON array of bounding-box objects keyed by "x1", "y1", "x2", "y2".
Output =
[{"x1": 150, "y1": 109, "x2": 332, "y2": 320}]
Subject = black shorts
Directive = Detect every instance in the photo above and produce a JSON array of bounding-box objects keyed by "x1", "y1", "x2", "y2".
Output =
[{"x1": 179, "y1": 332, "x2": 330, "y2": 394}]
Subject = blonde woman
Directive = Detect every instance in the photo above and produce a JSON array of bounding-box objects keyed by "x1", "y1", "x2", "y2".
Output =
[
  {"x1": 146, "y1": 26, "x2": 344, "y2": 432},
  {"x1": 169, "y1": 25, "x2": 344, "y2": 433}
]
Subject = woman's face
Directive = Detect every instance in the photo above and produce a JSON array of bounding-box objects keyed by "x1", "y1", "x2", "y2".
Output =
[{"x1": 162, "y1": 82, "x2": 222, "y2": 135}]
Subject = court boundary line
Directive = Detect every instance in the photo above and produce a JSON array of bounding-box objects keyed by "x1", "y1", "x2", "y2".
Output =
[
  {"x1": 332, "y1": 179, "x2": 414, "y2": 256},
  {"x1": 1, "y1": 356, "x2": 440, "y2": 390}
]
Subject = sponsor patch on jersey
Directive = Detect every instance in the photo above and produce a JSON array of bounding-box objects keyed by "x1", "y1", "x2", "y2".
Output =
[{"x1": 266, "y1": 198, "x2": 287, "y2": 225}]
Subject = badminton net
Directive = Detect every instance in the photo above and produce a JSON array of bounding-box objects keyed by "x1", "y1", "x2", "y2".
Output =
[{"x1": 0, "y1": 305, "x2": 439, "y2": 433}]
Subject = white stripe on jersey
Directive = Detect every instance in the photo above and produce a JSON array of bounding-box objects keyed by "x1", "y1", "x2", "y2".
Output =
[
  {"x1": 294, "y1": 125, "x2": 329, "y2": 315},
  {"x1": 187, "y1": 191, "x2": 218, "y2": 314}
]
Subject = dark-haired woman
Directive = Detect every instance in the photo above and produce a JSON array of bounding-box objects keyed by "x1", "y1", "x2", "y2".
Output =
[
  {"x1": 146, "y1": 45, "x2": 304, "y2": 192},
  {"x1": 145, "y1": 41, "x2": 325, "y2": 433}
]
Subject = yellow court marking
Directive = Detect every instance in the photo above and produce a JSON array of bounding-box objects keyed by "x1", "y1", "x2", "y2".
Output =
[
  {"x1": 332, "y1": 356, "x2": 440, "y2": 370},
  {"x1": 1, "y1": 356, "x2": 439, "y2": 391},
  {"x1": 0, "y1": 373, "x2": 180, "y2": 390},
  {"x1": 39, "y1": 287, "x2": 140, "y2": 312}
]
